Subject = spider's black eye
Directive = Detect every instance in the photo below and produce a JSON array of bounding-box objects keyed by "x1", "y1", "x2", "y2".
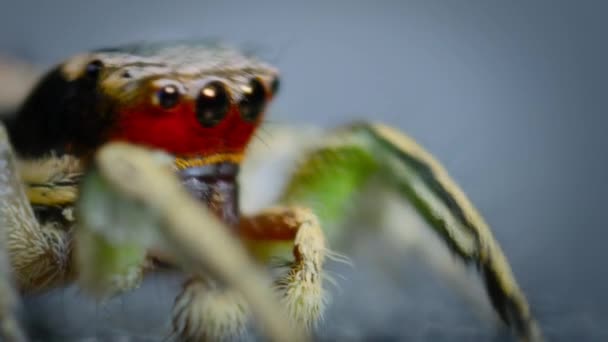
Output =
[
  {"x1": 156, "y1": 85, "x2": 181, "y2": 109},
  {"x1": 239, "y1": 78, "x2": 267, "y2": 122},
  {"x1": 196, "y1": 81, "x2": 230, "y2": 127},
  {"x1": 85, "y1": 60, "x2": 103, "y2": 80},
  {"x1": 270, "y1": 76, "x2": 280, "y2": 96}
]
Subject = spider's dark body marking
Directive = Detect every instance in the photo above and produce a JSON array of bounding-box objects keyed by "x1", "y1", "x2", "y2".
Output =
[{"x1": 6, "y1": 66, "x2": 113, "y2": 157}]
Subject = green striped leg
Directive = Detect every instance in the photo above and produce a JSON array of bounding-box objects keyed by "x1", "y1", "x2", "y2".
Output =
[{"x1": 279, "y1": 122, "x2": 541, "y2": 341}]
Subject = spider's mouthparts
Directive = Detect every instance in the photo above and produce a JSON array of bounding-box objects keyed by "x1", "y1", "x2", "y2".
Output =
[{"x1": 178, "y1": 162, "x2": 240, "y2": 227}]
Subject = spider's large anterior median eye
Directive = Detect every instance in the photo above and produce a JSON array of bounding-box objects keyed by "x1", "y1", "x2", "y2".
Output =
[
  {"x1": 156, "y1": 85, "x2": 181, "y2": 109},
  {"x1": 239, "y1": 78, "x2": 266, "y2": 122},
  {"x1": 196, "y1": 81, "x2": 230, "y2": 127}
]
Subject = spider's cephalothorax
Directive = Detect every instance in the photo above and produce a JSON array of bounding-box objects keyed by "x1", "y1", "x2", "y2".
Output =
[
  {"x1": 8, "y1": 42, "x2": 279, "y2": 226},
  {"x1": 0, "y1": 42, "x2": 542, "y2": 342}
]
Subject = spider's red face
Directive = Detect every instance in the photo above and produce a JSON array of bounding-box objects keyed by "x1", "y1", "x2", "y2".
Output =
[
  {"x1": 9, "y1": 43, "x2": 280, "y2": 226},
  {"x1": 95, "y1": 45, "x2": 279, "y2": 226},
  {"x1": 109, "y1": 76, "x2": 273, "y2": 163},
  {"x1": 107, "y1": 71, "x2": 278, "y2": 226}
]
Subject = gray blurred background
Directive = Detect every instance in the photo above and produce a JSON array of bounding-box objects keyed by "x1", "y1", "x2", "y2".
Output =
[{"x1": 1, "y1": 1, "x2": 607, "y2": 341}]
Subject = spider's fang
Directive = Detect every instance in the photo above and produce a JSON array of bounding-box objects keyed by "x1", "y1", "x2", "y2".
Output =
[{"x1": 177, "y1": 158, "x2": 241, "y2": 227}]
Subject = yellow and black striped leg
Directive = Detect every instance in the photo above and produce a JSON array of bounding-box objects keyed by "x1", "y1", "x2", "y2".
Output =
[{"x1": 368, "y1": 124, "x2": 542, "y2": 341}]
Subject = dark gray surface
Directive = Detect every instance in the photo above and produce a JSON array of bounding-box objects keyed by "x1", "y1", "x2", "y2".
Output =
[{"x1": 1, "y1": 1, "x2": 607, "y2": 341}]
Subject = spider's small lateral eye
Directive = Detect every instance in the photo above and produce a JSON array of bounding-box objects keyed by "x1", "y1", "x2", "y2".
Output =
[
  {"x1": 84, "y1": 60, "x2": 103, "y2": 80},
  {"x1": 239, "y1": 78, "x2": 267, "y2": 122},
  {"x1": 270, "y1": 76, "x2": 280, "y2": 96},
  {"x1": 156, "y1": 85, "x2": 181, "y2": 109},
  {"x1": 196, "y1": 81, "x2": 230, "y2": 128}
]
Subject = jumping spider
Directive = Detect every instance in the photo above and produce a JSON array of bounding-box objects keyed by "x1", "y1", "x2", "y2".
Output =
[{"x1": 0, "y1": 42, "x2": 541, "y2": 341}]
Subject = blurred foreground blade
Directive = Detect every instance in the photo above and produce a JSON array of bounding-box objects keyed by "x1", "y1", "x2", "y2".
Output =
[{"x1": 83, "y1": 142, "x2": 306, "y2": 342}]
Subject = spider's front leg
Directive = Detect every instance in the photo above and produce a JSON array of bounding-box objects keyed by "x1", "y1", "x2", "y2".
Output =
[
  {"x1": 0, "y1": 122, "x2": 76, "y2": 292},
  {"x1": 241, "y1": 206, "x2": 327, "y2": 328},
  {"x1": 0, "y1": 124, "x2": 27, "y2": 341},
  {"x1": 0, "y1": 120, "x2": 145, "y2": 297}
]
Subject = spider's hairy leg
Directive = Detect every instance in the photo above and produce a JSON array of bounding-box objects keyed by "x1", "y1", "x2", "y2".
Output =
[
  {"x1": 171, "y1": 276, "x2": 249, "y2": 341},
  {"x1": 0, "y1": 122, "x2": 73, "y2": 292},
  {"x1": 171, "y1": 206, "x2": 326, "y2": 340},
  {"x1": 278, "y1": 122, "x2": 542, "y2": 341},
  {"x1": 0, "y1": 125, "x2": 27, "y2": 341},
  {"x1": 77, "y1": 142, "x2": 305, "y2": 342},
  {"x1": 240, "y1": 206, "x2": 327, "y2": 330}
]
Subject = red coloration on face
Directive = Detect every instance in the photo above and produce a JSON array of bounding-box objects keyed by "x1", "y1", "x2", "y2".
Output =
[{"x1": 109, "y1": 102, "x2": 261, "y2": 156}]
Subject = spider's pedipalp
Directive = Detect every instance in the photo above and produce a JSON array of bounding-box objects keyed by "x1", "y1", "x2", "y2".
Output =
[
  {"x1": 277, "y1": 217, "x2": 327, "y2": 329},
  {"x1": 240, "y1": 206, "x2": 328, "y2": 330}
]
